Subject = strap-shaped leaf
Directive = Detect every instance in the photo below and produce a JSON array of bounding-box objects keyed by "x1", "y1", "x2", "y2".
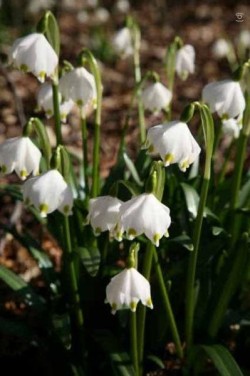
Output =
[
  {"x1": 77, "y1": 246, "x2": 101, "y2": 276},
  {"x1": 123, "y1": 152, "x2": 143, "y2": 186},
  {"x1": 201, "y1": 344, "x2": 243, "y2": 376}
]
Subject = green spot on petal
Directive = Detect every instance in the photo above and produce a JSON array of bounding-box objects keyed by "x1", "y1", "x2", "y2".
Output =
[
  {"x1": 148, "y1": 144, "x2": 154, "y2": 153},
  {"x1": 20, "y1": 64, "x2": 28, "y2": 72},
  {"x1": 130, "y1": 301, "x2": 137, "y2": 312},
  {"x1": 38, "y1": 71, "x2": 46, "y2": 81},
  {"x1": 94, "y1": 227, "x2": 102, "y2": 235},
  {"x1": 20, "y1": 169, "x2": 27, "y2": 179},
  {"x1": 39, "y1": 203, "x2": 49, "y2": 217},
  {"x1": 164, "y1": 153, "x2": 174, "y2": 166},
  {"x1": 128, "y1": 228, "x2": 137, "y2": 239},
  {"x1": 1, "y1": 165, "x2": 7, "y2": 174},
  {"x1": 76, "y1": 99, "x2": 83, "y2": 106},
  {"x1": 153, "y1": 233, "x2": 161, "y2": 246},
  {"x1": 63, "y1": 205, "x2": 70, "y2": 215}
]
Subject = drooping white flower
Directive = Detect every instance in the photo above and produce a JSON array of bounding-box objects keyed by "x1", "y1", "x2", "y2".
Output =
[
  {"x1": 106, "y1": 267, "x2": 153, "y2": 314},
  {"x1": 112, "y1": 27, "x2": 133, "y2": 58},
  {"x1": 144, "y1": 121, "x2": 201, "y2": 172},
  {"x1": 0, "y1": 137, "x2": 41, "y2": 180},
  {"x1": 115, "y1": 193, "x2": 171, "y2": 246},
  {"x1": 87, "y1": 196, "x2": 123, "y2": 235},
  {"x1": 59, "y1": 67, "x2": 97, "y2": 116},
  {"x1": 222, "y1": 116, "x2": 242, "y2": 139},
  {"x1": 10, "y1": 33, "x2": 58, "y2": 82},
  {"x1": 202, "y1": 79, "x2": 245, "y2": 118},
  {"x1": 23, "y1": 169, "x2": 73, "y2": 217},
  {"x1": 212, "y1": 38, "x2": 231, "y2": 59},
  {"x1": 115, "y1": 0, "x2": 130, "y2": 13},
  {"x1": 238, "y1": 30, "x2": 250, "y2": 49},
  {"x1": 37, "y1": 82, "x2": 74, "y2": 122},
  {"x1": 141, "y1": 82, "x2": 172, "y2": 113},
  {"x1": 175, "y1": 44, "x2": 195, "y2": 80}
]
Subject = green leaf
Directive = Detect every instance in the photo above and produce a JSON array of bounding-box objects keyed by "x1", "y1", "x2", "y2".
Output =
[
  {"x1": 181, "y1": 183, "x2": 199, "y2": 218},
  {"x1": 118, "y1": 180, "x2": 141, "y2": 196},
  {"x1": 169, "y1": 234, "x2": 194, "y2": 251},
  {"x1": 110, "y1": 352, "x2": 134, "y2": 376},
  {"x1": 123, "y1": 152, "x2": 143, "y2": 186},
  {"x1": 0, "y1": 265, "x2": 45, "y2": 309},
  {"x1": 201, "y1": 344, "x2": 243, "y2": 376},
  {"x1": 77, "y1": 246, "x2": 101, "y2": 276},
  {"x1": 146, "y1": 354, "x2": 165, "y2": 369},
  {"x1": 238, "y1": 177, "x2": 250, "y2": 209}
]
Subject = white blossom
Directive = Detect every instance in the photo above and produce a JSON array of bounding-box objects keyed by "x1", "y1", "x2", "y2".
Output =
[
  {"x1": 59, "y1": 67, "x2": 97, "y2": 116},
  {"x1": 212, "y1": 38, "x2": 231, "y2": 59},
  {"x1": 37, "y1": 82, "x2": 74, "y2": 122},
  {"x1": 115, "y1": 193, "x2": 171, "y2": 246},
  {"x1": 0, "y1": 137, "x2": 41, "y2": 180},
  {"x1": 144, "y1": 121, "x2": 201, "y2": 172},
  {"x1": 27, "y1": 0, "x2": 55, "y2": 14},
  {"x1": 112, "y1": 27, "x2": 133, "y2": 58},
  {"x1": 106, "y1": 267, "x2": 153, "y2": 314},
  {"x1": 141, "y1": 82, "x2": 172, "y2": 113},
  {"x1": 23, "y1": 169, "x2": 73, "y2": 217},
  {"x1": 202, "y1": 79, "x2": 245, "y2": 118},
  {"x1": 10, "y1": 33, "x2": 58, "y2": 82},
  {"x1": 175, "y1": 44, "x2": 195, "y2": 80},
  {"x1": 87, "y1": 196, "x2": 123, "y2": 235},
  {"x1": 222, "y1": 116, "x2": 242, "y2": 139},
  {"x1": 238, "y1": 30, "x2": 250, "y2": 49}
]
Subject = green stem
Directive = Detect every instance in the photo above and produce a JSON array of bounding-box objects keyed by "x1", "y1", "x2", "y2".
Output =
[
  {"x1": 63, "y1": 217, "x2": 85, "y2": 353},
  {"x1": 130, "y1": 312, "x2": 139, "y2": 376},
  {"x1": 137, "y1": 243, "x2": 154, "y2": 373},
  {"x1": 52, "y1": 82, "x2": 62, "y2": 145},
  {"x1": 230, "y1": 132, "x2": 248, "y2": 211},
  {"x1": 153, "y1": 246, "x2": 183, "y2": 359},
  {"x1": 133, "y1": 28, "x2": 145, "y2": 144},
  {"x1": 185, "y1": 178, "x2": 210, "y2": 349},
  {"x1": 80, "y1": 116, "x2": 89, "y2": 196}
]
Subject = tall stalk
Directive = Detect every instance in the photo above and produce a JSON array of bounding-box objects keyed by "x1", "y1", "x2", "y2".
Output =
[
  {"x1": 80, "y1": 116, "x2": 89, "y2": 196},
  {"x1": 52, "y1": 81, "x2": 62, "y2": 145}
]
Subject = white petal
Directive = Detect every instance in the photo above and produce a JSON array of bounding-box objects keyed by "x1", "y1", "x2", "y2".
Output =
[{"x1": 88, "y1": 196, "x2": 123, "y2": 233}]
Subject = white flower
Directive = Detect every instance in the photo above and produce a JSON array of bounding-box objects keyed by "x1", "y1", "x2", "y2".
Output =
[
  {"x1": 175, "y1": 44, "x2": 195, "y2": 80},
  {"x1": 222, "y1": 116, "x2": 242, "y2": 139},
  {"x1": 141, "y1": 82, "x2": 172, "y2": 113},
  {"x1": 106, "y1": 267, "x2": 153, "y2": 314},
  {"x1": 10, "y1": 33, "x2": 58, "y2": 82},
  {"x1": 115, "y1": 0, "x2": 130, "y2": 13},
  {"x1": 202, "y1": 79, "x2": 245, "y2": 118},
  {"x1": 59, "y1": 67, "x2": 97, "y2": 116},
  {"x1": 112, "y1": 27, "x2": 133, "y2": 58},
  {"x1": 37, "y1": 82, "x2": 74, "y2": 122},
  {"x1": 212, "y1": 38, "x2": 231, "y2": 59},
  {"x1": 238, "y1": 30, "x2": 250, "y2": 49},
  {"x1": 115, "y1": 193, "x2": 171, "y2": 246},
  {"x1": 0, "y1": 137, "x2": 41, "y2": 180},
  {"x1": 23, "y1": 169, "x2": 73, "y2": 217},
  {"x1": 144, "y1": 121, "x2": 201, "y2": 172},
  {"x1": 87, "y1": 196, "x2": 123, "y2": 235}
]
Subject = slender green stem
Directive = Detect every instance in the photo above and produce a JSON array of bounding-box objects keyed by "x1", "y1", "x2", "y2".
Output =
[
  {"x1": 63, "y1": 217, "x2": 85, "y2": 350},
  {"x1": 230, "y1": 132, "x2": 248, "y2": 211},
  {"x1": 52, "y1": 82, "x2": 62, "y2": 145},
  {"x1": 153, "y1": 246, "x2": 183, "y2": 359},
  {"x1": 185, "y1": 178, "x2": 210, "y2": 349},
  {"x1": 133, "y1": 28, "x2": 145, "y2": 144},
  {"x1": 130, "y1": 312, "x2": 139, "y2": 376},
  {"x1": 137, "y1": 243, "x2": 154, "y2": 375},
  {"x1": 80, "y1": 116, "x2": 89, "y2": 196}
]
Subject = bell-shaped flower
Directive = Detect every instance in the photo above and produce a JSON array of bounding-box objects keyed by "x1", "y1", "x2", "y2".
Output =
[
  {"x1": 202, "y1": 79, "x2": 245, "y2": 119},
  {"x1": 87, "y1": 195, "x2": 123, "y2": 235},
  {"x1": 115, "y1": 193, "x2": 171, "y2": 246},
  {"x1": 212, "y1": 38, "x2": 231, "y2": 59},
  {"x1": 9, "y1": 33, "x2": 58, "y2": 82},
  {"x1": 23, "y1": 169, "x2": 73, "y2": 217},
  {"x1": 222, "y1": 116, "x2": 242, "y2": 139},
  {"x1": 144, "y1": 121, "x2": 201, "y2": 172},
  {"x1": 59, "y1": 67, "x2": 97, "y2": 116},
  {"x1": 112, "y1": 27, "x2": 133, "y2": 58},
  {"x1": 175, "y1": 44, "x2": 195, "y2": 80},
  {"x1": 238, "y1": 30, "x2": 250, "y2": 49},
  {"x1": 0, "y1": 137, "x2": 41, "y2": 180},
  {"x1": 106, "y1": 267, "x2": 153, "y2": 314},
  {"x1": 141, "y1": 82, "x2": 172, "y2": 113},
  {"x1": 37, "y1": 82, "x2": 74, "y2": 122}
]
